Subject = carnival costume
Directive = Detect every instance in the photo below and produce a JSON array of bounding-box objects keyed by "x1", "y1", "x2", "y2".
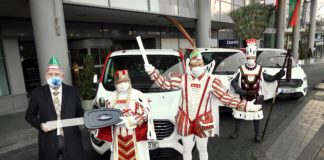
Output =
[
  {"x1": 230, "y1": 39, "x2": 285, "y2": 142},
  {"x1": 144, "y1": 50, "x2": 261, "y2": 160},
  {"x1": 96, "y1": 70, "x2": 155, "y2": 160}
]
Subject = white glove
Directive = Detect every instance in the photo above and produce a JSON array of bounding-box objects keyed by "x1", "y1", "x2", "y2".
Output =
[
  {"x1": 144, "y1": 63, "x2": 155, "y2": 74},
  {"x1": 246, "y1": 99, "x2": 262, "y2": 112},
  {"x1": 116, "y1": 117, "x2": 127, "y2": 126}
]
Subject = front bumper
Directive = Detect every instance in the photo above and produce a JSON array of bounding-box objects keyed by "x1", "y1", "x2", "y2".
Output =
[{"x1": 90, "y1": 120, "x2": 183, "y2": 157}]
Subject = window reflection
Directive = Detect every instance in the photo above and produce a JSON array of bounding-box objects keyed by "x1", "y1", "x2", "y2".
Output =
[
  {"x1": 179, "y1": 0, "x2": 197, "y2": 18},
  {"x1": 102, "y1": 24, "x2": 132, "y2": 38},
  {"x1": 150, "y1": 0, "x2": 178, "y2": 15},
  {"x1": 133, "y1": 26, "x2": 160, "y2": 38},
  {"x1": 233, "y1": 0, "x2": 244, "y2": 6},
  {"x1": 19, "y1": 41, "x2": 40, "y2": 97},
  {"x1": 220, "y1": 0, "x2": 232, "y2": 3},
  {"x1": 110, "y1": 0, "x2": 148, "y2": 11},
  {"x1": 211, "y1": 0, "x2": 220, "y2": 21},
  {"x1": 66, "y1": 23, "x2": 102, "y2": 39},
  {"x1": 221, "y1": 2, "x2": 232, "y2": 22}
]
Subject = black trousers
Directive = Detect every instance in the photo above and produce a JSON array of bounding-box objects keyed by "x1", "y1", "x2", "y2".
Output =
[
  {"x1": 57, "y1": 136, "x2": 71, "y2": 160},
  {"x1": 233, "y1": 119, "x2": 260, "y2": 136}
]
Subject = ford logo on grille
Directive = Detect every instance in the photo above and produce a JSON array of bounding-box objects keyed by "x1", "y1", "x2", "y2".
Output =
[{"x1": 97, "y1": 114, "x2": 112, "y2": 121}]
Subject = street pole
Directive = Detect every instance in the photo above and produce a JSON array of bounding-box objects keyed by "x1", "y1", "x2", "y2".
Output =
[
  {"x1": 276, "y1": 0, "x2": 286, "y2": 49},
  {"x1": 308, "y1": 0, "x2": 318, "y2": 52},
  {"x1": 292, "y1": 2, "x2": 302, "y2": 61}
]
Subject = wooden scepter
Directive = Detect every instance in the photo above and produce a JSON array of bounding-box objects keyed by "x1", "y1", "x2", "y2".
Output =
[{"x1": 261, "y1": 50, "x2": 292, "y2": 140}]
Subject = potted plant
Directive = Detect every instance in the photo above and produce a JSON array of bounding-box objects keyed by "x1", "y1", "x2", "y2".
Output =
[{"x1": 79, "y1": 54, "x2": 96, "y2": 110}]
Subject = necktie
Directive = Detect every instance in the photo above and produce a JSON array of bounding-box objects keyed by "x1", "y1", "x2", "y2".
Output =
[{"x1": 53, "y1": 91, "x2": 64, "y2": 136}]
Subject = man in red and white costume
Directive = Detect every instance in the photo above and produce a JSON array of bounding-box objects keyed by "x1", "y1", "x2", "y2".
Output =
[
  {"x1": 96, "y1": 70, "x2": 156, "y2": 160},
  {"x1": 230, "y1": 39, "x2": 285, "y2": 142},
  {"x1": 144, "y1": 50, "x2": 260, "y2": 160}
]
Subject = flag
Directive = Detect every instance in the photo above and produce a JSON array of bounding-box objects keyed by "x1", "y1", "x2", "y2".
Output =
[{"x1": 288, "y1": 0, "x2": 301, "y2": 27}]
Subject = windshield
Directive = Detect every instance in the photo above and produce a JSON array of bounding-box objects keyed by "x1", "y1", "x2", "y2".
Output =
[
  {"x1": 103, "y1": 55, "x2": 184, "y2": 92},
  {"x1": 257, "y1": 51, "x2": 297, "y2": 68},
  {"x1": 201, "y1": 52, "x2": 245, "y2": 75}
]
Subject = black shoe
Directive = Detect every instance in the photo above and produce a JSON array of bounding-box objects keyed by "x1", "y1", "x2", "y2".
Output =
[
  {"x1": 230, "y1": 132, "x2": 239, "y2": 139},
  {"x1": 255, "y1": 135, "x2": 262, "y2": 142}
]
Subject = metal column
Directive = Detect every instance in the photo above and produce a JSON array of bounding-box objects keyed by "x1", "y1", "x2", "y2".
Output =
[
  {"x1": 29, "y1": 0, "x2": 72, "y2": 85},
  {"x1": 276, "y1": 0, "x2": 286, "y2": 49},
  {"x1": 308, "y1": 0, "x2": 317, "y2": 52},
  {"x1": 196, "y1": 0, "x2": 211, "y2": 48}
]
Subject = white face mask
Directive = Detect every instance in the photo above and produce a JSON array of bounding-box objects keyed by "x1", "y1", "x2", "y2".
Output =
[
  {"x1": 191, "y1": 66, "x2": 205, "y2": 77},
  {"x1": 116, "y1": 82, "x2": 130, "y2": 92},
  {"x1": 246, "y1": 59, "x2": 256, "y2": 67}
]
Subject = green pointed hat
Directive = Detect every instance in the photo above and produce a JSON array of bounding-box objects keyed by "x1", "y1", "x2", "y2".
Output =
[
  {"x1": 189, "y1": 49, "x2": 202, "y2": 60},
  {"x1": 47, "y1": 56, "x2": 62, "y2": 70},
  {"x1": 189, "y1": 49, "x2": 203, "y2": 66}
]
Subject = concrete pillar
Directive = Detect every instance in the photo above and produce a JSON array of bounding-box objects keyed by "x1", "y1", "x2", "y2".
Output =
[
  {"x1": 292, "y1": 2, "x2": 302, "y2": 61},
  {"x1": 1, "y1": 39, "x2": 26, "y2": 95},
  {"x1": 196, "y1": 0, "x2": 211, "y2": 48},
  {"x1": 308, "y1": 0, "x2": 317, "y2": 52},
  {"x1": 29, "y1": 0, "x2": 72, "y2": 85},
  {"x1": 1, "y1": 39, "x2": 28, "y2": 115},
  {"x1": 276, "y1": 0, "x2": 286, "y2": 49}
]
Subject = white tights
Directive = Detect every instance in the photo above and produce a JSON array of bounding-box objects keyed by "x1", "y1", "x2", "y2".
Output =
[{"x1": 182, "y1": 135, "x2": 209, "y2": 160}]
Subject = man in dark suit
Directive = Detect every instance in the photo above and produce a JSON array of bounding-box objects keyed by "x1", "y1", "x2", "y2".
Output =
[{"x1": 25, "y1": 56, "x2": 85, "y2": 160}]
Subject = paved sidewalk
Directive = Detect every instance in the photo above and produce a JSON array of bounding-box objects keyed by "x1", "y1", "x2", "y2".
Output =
[
  {"x1": 299, "y1": 57, "x2": 324, "y2": 66},
  {"x1": 0, "y1": 112, "x2": 37, "y2": 155},
  {"x1": 297, "y1": 125, "x2": 324, "y2": 160},
  {"x1": 256, "y1": 83, "x2": 324, "y2": 160}
]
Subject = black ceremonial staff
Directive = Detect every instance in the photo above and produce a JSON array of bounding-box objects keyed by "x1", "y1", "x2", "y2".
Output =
[{"x1": 261, "y1": 50, "x2": 292, "y2": 140}]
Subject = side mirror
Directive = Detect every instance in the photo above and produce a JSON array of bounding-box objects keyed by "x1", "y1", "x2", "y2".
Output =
[{"x1": 93, "y1": 74, "x2": 99, "y2": 88}]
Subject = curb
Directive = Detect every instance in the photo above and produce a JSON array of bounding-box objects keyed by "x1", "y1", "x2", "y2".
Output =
[
  {"x1": 297, "y1": 125, "x2": 324, "y2": 160},
  {"x1": 314, "y1": 83, "x2": 324, "y2": 91}
]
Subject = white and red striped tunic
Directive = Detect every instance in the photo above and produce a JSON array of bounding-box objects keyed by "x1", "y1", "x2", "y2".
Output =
[{"x1": 150, "y1": 70, "x2": 245, "y2": 137}]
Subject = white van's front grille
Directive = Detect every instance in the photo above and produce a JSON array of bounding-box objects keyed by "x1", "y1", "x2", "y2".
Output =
[{"x1": 154, "y1": 120, "x2": 174, "y2": 140}]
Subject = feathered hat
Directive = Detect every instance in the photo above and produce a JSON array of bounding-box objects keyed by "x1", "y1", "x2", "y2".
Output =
[{"x1": 163, "y1": 16, "x2": 203, "y2": 66}]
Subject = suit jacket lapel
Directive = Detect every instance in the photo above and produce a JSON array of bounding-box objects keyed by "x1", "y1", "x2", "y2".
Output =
[
  {"x1": 44, "y1": 85, "x2": 56, "y2": 114},
  {"x1": 61, "y1": 84, "x2": 69, "y2": 114}
]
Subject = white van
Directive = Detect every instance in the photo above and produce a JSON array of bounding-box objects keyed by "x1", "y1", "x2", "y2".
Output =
[{"x1": 91, "y1": 49, "x2": 185, "y2": 157}]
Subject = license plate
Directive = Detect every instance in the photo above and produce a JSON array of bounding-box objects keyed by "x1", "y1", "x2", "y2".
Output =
[
  {"x1": 148, "y1": 141, "x2": 159, "y2": 150},
  {"x1": 280, "y1": 88, "x2": 295, "y2": 93}
]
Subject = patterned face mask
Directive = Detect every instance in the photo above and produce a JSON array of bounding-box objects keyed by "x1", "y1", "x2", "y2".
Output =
[{"x1": 47, "y1": 76, "x2": 62, "y2": 89}]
